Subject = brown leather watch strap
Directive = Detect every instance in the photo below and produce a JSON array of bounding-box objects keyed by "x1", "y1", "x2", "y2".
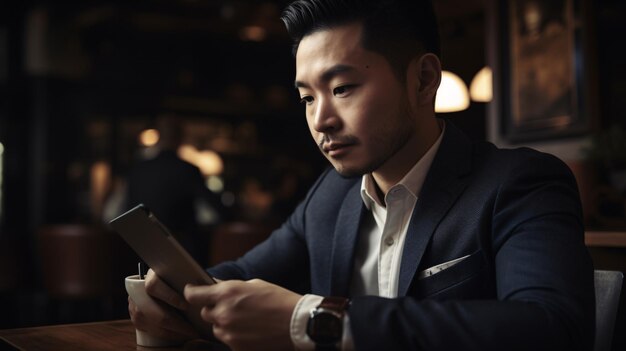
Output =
[
  {"x1": 318, "y1": 296, "x2": 350, "y2": 315},
  {"x1": 311, "y1": 297, "x2": 350, "y2": 351}
]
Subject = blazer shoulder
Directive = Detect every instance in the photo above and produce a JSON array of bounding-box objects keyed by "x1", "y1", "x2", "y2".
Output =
[
  {"x1": 473, "y1": 142, "x2": 574, "y2": 178},
  {"x1": 299, "y1": 167, "x2": 361, "y2": 214},
  {"x1": 307, "y1": 167, "x2": 360, "y2": 198}
]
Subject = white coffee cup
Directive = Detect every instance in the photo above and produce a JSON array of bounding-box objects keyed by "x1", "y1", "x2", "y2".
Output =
[{"x1": 125, "y1": 274, "x2": 182, "y2": 347}]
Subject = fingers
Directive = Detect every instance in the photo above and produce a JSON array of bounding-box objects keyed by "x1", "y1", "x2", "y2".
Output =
[
  {"x1": 184, "y1": 283, "x2": 221, "y2": 307},
  {"x1": 181, "y1": 279, "x2": 301, "y2": 351},
  {"x1": 145, "y1": 269, "x2": 189, "y2": 310},
  {"x1": 185, "y1": 282, "x2": 240, "y2": 326},
  {"x1": 201, "y1": 305, "x2": 217, "y2": 324},
  {"x1": 129, "y1": 269, "x2": 197, "y2": 342},
  {"x1": 128, "y1": 296, "x2": 140, "y2": 326},
  {"x1": 128, "y1": 295, "x2": 199, "y2": 340},
  {"x1": 184, "y1": 280, "x2": 242, "y2": 307}
]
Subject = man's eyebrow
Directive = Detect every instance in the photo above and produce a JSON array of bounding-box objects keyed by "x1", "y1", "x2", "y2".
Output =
[{"x1": 294, "y1": 64, "x2": 356, "y2": 89}]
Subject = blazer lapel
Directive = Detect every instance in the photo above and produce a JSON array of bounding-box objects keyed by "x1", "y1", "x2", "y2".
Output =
[
  {"x1": 329, "y1": 181, "x2": 365, "y2": 296},
  {"x1": 398, "y1": 121, "x2": 472, "y2": 296}
]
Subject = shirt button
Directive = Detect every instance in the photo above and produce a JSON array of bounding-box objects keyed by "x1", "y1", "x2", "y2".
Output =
[{"x1": 385, "y1": 237, "x2": 395, "y2": 246}]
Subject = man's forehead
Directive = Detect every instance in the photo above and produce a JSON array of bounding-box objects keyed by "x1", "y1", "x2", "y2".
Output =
[{"x1": 295, "y1": 23, "x2": 366, "y2": 81}]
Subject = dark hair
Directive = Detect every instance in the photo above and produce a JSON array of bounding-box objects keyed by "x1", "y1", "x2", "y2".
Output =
[{"x1": 281, "y1": 0, "x2": 440, "y2": 79}]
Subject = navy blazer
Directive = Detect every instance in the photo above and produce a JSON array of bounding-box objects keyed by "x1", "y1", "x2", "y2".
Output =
[{"x1": 209, "y1": 122, "x2": 595, "y2": 351}]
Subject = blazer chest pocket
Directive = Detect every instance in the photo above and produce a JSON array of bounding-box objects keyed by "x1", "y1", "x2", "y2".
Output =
[{"x1": 412, "y1": 250, "x2": 485, "y2": 300}]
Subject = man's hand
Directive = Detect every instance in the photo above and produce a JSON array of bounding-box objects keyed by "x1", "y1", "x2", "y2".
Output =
[
  {"x1": 184, "y1": 279, "x2": 302, "y2": 351},
  {"x1": 128, "y1": 269, "x2": 200, "y2": 342}
]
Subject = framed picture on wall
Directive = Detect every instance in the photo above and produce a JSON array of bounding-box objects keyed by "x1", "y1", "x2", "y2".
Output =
[{"x1": 497, "y1": 0, "x2": 593, "y2": 142}]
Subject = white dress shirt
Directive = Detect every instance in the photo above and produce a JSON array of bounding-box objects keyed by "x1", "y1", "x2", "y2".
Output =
[{"x1": 290, "y1": 122, "x2": 445, "y2": 350}]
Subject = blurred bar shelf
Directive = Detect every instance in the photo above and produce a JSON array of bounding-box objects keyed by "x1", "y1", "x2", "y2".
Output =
[{"x1": 585, "y1": 231, "x2": 626, "y2": 248}]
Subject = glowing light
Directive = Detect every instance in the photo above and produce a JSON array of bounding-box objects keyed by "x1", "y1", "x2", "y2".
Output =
[
  {"x1": 469, "y1": 66, "x2": 493, "y2": 103},
  {"x1": 139, "y1": 129, "x2": 160, "y2": 147},
  {"x1": 90, "y1": 161, "x2": 111, "y2": 219},
  {"x1": 435, "y1": 71, "x2": 470, "y2": 113},
  {"x1": 196, "y1": 150, "x2": 224, "y2": 176},
  {"x1": 178, "y1": 144, "x2": 224, "y2": 176},
  {"x1": 178, "y1": 144, "x2": 196, "y2": 162},
  {"x1": 240, "y1": 26, "x2": 266, "y2": 42},
  {"x1": 207, "y1": 175, "x2": 224, "y2": 193}
]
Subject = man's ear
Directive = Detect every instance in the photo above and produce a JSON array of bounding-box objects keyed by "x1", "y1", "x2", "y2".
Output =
[{"x1": 408, "y1": 53, "x2": 441, "y2": 106}]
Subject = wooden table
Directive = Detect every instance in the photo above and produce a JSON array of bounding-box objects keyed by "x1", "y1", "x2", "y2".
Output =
[{"x1": 0, "y1": 320, "x2": 224, "y2": 351}]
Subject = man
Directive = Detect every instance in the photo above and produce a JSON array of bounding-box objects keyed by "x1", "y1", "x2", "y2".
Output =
[
  {"x1": 126, "y1": 116, "x2": 223, "y2": 264},
  {"x1": 129, "y1": 1, "x2": 595, "y2": 350}
]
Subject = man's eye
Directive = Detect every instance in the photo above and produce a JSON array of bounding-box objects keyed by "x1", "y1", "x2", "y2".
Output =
[
  {"x1": 333, "y1": 85, "x2": 354, "y2": 97},
  {"x1": 300, "y1": 96, "x2": 314, "y2": 105}
]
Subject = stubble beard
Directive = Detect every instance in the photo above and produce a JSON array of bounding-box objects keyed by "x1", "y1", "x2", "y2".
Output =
[
  {"x1": 319, "y1": 90, "x2": 415, "y2": 178},
  {"x1": 327, "y1": 115, "x2": 413, "y2": 178}
]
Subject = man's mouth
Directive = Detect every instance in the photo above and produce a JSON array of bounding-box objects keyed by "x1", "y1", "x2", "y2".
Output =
[
  {"x1": 318, "y1": 135, "x2": 358, "y2": 157},
  {"x1": 322, "y1": 141, "x2": 356, "y2": 157},
  {"x1": 323, "y1": 142, "x2": 347, "y2": 152}
]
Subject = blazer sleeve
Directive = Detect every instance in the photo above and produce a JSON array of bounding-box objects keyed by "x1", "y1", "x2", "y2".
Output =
[
  {"x1": 348, "y1": 151, "x2": 595, "y2": 351},
  {"x1": 206, "y1": 168, "x2": 335, "y2": 294}
]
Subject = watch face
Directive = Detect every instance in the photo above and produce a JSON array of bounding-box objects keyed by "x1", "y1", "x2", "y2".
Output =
[{"x1": 307, "y1": 311, "x2": 343, "y2": 345}]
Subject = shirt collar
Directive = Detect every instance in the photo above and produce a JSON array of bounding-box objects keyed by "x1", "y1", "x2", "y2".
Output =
[{"x1": 360, "y1": 120, "x2": 446, "y2": 209}]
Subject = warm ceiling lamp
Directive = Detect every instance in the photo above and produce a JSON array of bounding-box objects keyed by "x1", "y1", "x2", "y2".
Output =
[
  {"x1": 139, "y1": 129, "x2": 160, "y2": 147},
  {"x1": 435, "y1": 71, "x2": 470, "y2": 113},
  {"x1": 469, "y1": 66, "x2": 493, "y2": 102}
]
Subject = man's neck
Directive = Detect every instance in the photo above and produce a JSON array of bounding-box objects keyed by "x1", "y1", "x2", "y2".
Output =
[{"x1": 372, "y1": 118, "x2": 442, "y2": 195}]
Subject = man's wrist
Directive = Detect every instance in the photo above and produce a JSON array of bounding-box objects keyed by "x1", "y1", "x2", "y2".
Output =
[
  {"x1": 306, "y1": 297, "x2": 350, "y2": 351},
  {"x1": 291, "y1": 294, "x2": 324, "y2": 351}
]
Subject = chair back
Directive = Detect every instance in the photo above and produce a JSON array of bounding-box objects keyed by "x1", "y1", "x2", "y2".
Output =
[
  {"x1": 594, "y1": 270, "x2": 624, "y2": 351},
  {"x1": 209, "y1": 222, "x2": 275, "y2": 266},
  {"x1": 38, "y1": 224, "x2": 111, "y2": 299}
]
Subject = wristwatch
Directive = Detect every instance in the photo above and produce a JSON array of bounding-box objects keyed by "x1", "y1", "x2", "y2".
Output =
[{"x1": 306, "y1": 296, "x2": 350, "y2": 351}]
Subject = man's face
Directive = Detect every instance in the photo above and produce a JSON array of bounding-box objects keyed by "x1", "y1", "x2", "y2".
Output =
[{"x1": 295, "y1": 22, "x2": 415, "y2": 177}]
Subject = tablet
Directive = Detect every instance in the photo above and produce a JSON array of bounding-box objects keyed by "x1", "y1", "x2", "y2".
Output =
[{"x1": 109, "y1": 204, "x2": 216, "y2": 336}]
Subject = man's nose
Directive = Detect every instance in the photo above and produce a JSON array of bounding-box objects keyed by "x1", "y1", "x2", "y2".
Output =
[{"x1": 312, "y1": 98, "x2": 341, "y2": 133}]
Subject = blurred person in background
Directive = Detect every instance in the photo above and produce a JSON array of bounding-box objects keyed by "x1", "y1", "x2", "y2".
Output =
[{"x1": 125, "y1": 116, "x2": 224, "y2": 265}]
